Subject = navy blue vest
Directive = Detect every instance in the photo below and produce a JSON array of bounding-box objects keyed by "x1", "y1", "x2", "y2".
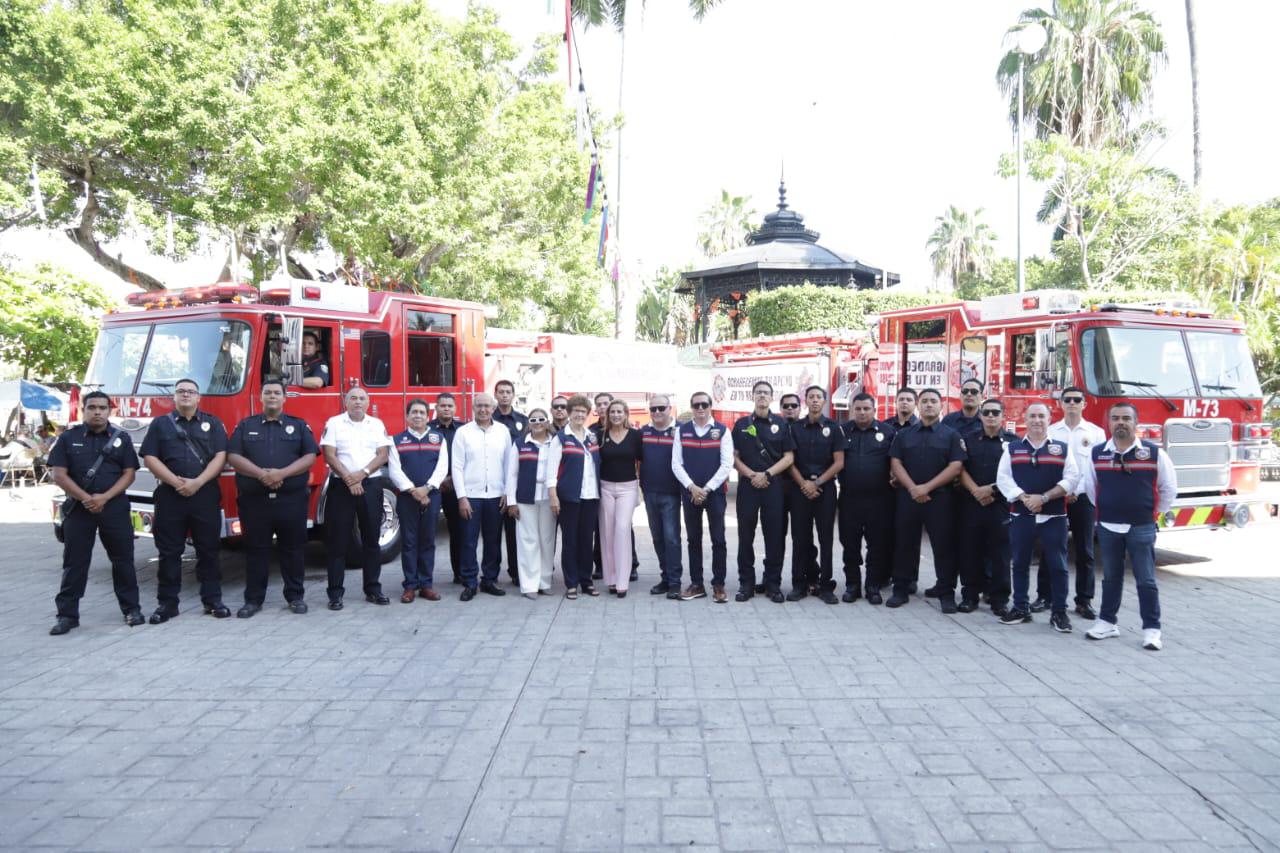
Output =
[
  {"x1": 639, "y1": 424, "x2": 680, "y2": 494},
  {"x1": 513, "y1": 437, "x2": 543, "y2": 504},
  {"x1": 1007, "y1": 437, "x2": 1069, "y2": 516},
  {"x1": 393, "y1": 428, "x2": 445, "y2": 488},
  {"x1": 1092, "y1": 441, "x2": 1161, "y2": 525},
  {"x1": 678, "y1": 420, "x2": 727, "y2": 490},
  {"x1": 554, "y1": 429, "x2": 599, "y2": 503}
]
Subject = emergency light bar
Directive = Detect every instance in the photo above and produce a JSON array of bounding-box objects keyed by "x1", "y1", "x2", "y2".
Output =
[
  {"x1": 979, "y1": 290, "x2": 1082, "y2": 321},
  {"x1": 126, "y1": 283, "x2": 259, "y2": 309}
]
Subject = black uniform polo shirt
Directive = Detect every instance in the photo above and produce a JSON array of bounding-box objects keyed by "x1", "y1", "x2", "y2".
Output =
[
  {"x1": 841, "y1": 419, "x2": 897, "y2": 493},
  {"x1": 889, "y1": 420, "x2": 966, "y2": 484},
  {"x1": 228, "y1": 413, "x2": 319, "y2": 495},
  {"x1": 789, "y1": 416, "x2": 846, "y2": 479},
  {"x1": 732, "y1": 413, "x2": 796, "y2": 474},
  {"x1": 48, "y1": 425, "x2": 139, "y2": 494},
  {"x1": 139, "y1": 412, "x2": 228, "y2": 479}
]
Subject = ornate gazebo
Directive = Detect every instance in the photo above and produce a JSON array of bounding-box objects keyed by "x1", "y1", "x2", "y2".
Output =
[{"x1": 679, "y1": 181, "x2": 899, "y2": 340}]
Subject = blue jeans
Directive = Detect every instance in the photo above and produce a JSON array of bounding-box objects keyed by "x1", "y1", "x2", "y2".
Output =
[
  {"x1": 644, "y1": 491, "x2": 683, "y2": 589},
  {"x1": 1010, "y1": 514, "x2": 1067, "y2": 613},
  {"x1": 1097, "y1": 523, "x2": 1161, "y2": 629},
  {"x1": 398, "y1": 490, "x2": 442, "y2": 590},
  {"x1": 461, "y1": 497, "x2": 503, "y2": 589}
]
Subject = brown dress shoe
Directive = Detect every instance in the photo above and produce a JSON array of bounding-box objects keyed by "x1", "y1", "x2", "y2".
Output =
[
  {"x1": 713, "y1": 585, "x2": 728, "y2": 604},
  {"x1": 419, "y1": 588, "x2": 441, "y2": 601},
  {"x1": 400, "y1": 589, "x2": 417, "y2": 604}
]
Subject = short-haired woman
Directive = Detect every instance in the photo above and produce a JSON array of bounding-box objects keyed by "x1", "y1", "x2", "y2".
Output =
[
  {"x1": 546, "y1": 395, "x2": 600, "y2": 599},
  {"x1": 505, "y1": 408, "x2": 556, "y2": 599}
]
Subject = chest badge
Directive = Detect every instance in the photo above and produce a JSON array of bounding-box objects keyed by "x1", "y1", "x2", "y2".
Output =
[
  {"x1": 286, "y1": 425, "x2": 295, "y2": 435},
  {"x1": 201, "y1": 421, "x2": 211, "y2": 432},
  {"x1": 429, "y1": 434, "x2": 441, "y2": 444},
  {"x1": 875, "y1": 432, "x2": 884, "y2": 442},
  {"x1": 112, "y1": 437, "x2": 122, "y2": 448},
  {"x1": 1081, "y1": 438, "x2": 1090, "y2": 448},
  {"x1": 822, "y1": 426, "x2": 830, "y2": 437},
  {"x1": 709, "y1": 429, "x2": 720, "y2": 439},
  {"x1": 770, "y1": 424, "x2": 779, "y2": 434},
  {"x1": 515, "y1": 420, "x2": 523, "y2": 430},
  {"x1": 1048, "y1": 444, "x2": 1063, "y2": 456},
  {"x1": 1135, "y1": 447, "x2": 1150, "y2": 461}
]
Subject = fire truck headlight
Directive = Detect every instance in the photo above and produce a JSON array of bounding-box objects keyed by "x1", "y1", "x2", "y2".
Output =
[{"x1": 1161, "y1": 510, "x2": 1176, "y2": 528}]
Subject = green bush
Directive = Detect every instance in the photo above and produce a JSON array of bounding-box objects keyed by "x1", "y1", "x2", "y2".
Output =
[{"x1": 747, "y1": 284, "x2": 935, "y2": 336}]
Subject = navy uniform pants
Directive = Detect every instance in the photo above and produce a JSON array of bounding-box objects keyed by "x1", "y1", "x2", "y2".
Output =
[
  {"x1": 958, "y1": 499, "x2": 1010, "y2": 607},
  {"x1": 239, "y1": 490, "x2": 308, "y2": 605},
  {"x1": 153, "y1": 483, "x2": 223, "y2": 609},
  {"x1": 789, "y1": 480, "x2": 837, "y2": 592},
  {"x1": 683, "y1": 489, "x2": 727, "y2": 588},
  {"x1": 325, "y1": 477, "x2": 384, "y2": 601},
  {"x1": 398, "y1": 490, "x2": 442, "y2": 590},
  {"x1": 558, "y1": 499, "x2": 598, "y2": 590},
  {"x1": 55, "y1": 498, "x2": 140, "y2": 619},
  {"x1": 736, "y1": 477, "x2": 786, "y2": 592},
  {"x1": 439, "y1": 486, "x2": 464, "y2": 581},
  {"x1": 1011, "y1": 513, "x2": 1068, "y2": 613},
  {"x1": 1037, "y1": 494, "x2": 1097, "y2": 604},
  {"x1": 891, "y1": 488, "x2": 957, "y2": 596},
  {"x1": 838, "y1": 489, "x2": 894, "y2": 593}
]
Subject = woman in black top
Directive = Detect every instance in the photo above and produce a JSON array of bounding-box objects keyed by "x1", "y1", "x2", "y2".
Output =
[{"x1": 598, "y1": 400, "x2": 642, "y2": 596}]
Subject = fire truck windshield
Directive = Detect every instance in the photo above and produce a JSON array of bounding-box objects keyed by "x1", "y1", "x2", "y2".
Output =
[
  {"x1": 1080, "y1": 326, "x2": 1261, "y2": 400},
  {"x1": 84, "y1": 320, "x2": 252, "y2": 396}
]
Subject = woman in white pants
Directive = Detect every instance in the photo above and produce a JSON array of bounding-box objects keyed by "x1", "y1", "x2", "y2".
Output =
[
  {"x1": 506, "y1": 409, "x2": 556, "y2": 599},
  {"x1": 598, "y1": 400, "x2": 642, "y2": 597}
]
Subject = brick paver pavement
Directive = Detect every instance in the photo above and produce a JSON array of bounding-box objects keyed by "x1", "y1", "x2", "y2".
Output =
[{"x1": 1, "y1": 485, "x2": 1278, "y2": 851}]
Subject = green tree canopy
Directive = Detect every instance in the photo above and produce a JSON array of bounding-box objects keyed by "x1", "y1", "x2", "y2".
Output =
[
  {"x1": 925, "y1": 206, "x2": 997, "y2": 291},
  {"x1": 696, "y1": 189, "x2": 755, "y2": 259},
  {"x1": 0, "y1": 0, "x2": 607, "y2": 330},
  {"x1": 0, "y1": 264, "x2": 113, "y2": 381}
]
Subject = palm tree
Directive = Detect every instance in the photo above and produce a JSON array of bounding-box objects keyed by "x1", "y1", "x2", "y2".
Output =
[
  {"x1": 926, "y1": 206, "x2": 998, "y2": 291},
  {"x1": 997, "y1": 0, "x2": 1167, "y2": 151},
  {"x1": 697, "y1": 190, "x2": 755, "y2": 259},
  {"x1": 571, "y1": 0, "x2": 723, "y2": 31},
  {"x1": 1185, "y1": 0, "x2": 1202, "y2": 186}
]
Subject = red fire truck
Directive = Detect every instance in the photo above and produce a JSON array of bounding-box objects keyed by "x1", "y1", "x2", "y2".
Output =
[
  {"x1": 704, "y1": 290, "x2": 1269, "y2": 530},
  {"x1": 60, "y1": 279, "x2": 489, "y2": 563}
]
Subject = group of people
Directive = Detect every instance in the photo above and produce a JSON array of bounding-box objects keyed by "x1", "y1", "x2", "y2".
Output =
[{"x1": 46, "y1": 376, "x2": 1173, "y2": 651}]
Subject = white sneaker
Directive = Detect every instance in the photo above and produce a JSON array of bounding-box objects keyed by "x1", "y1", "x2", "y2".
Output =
[
  {"x1": 1086, "y1": 620, "x2": 1120, "y2": 640},
  {"x1": 1142, "y1": 629, "x2": 1162, "y2": 651}
]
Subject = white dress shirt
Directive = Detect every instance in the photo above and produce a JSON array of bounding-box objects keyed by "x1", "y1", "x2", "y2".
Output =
[
  {"x1": 506, "y1": 435, "x2": 552, "y2": 504},
  {"x1": 387, "y1": 428, "x2": 450, "y2": 492},
  {"x1": 1048, "y1": 418, "x2": 1107, "y2": 496},
  {"x1": 451, "y1": 420, "x2": 513, "y2": 500},
  {"x1": 320, "y1": 412, "x2": 391, "y2": 477},
  {"x1": 996, "y1": 435, "x2": 1081, "y2": 523},
  {"x1": 1080, "y1": 438, "x2": 1178, "y2": 533},
  {"x1": 545, "y1": 429, "x2": 600, "y2": 500},
  {"x1": 671, "y1": 420, "x2": 734, "y2": 490}
]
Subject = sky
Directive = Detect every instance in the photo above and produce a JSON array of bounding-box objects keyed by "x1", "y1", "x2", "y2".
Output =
[{"x1": 438, "y1": 0, "x2": 1280, "y2": 292}]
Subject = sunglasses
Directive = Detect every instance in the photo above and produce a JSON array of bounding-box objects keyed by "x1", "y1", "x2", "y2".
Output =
[
  {"x1": 1062, "y1": 396, "x2": 1084, "y2": 404},
  {"x1": 961, "y1": 388, "x2": 981, "y2": 395},
  {"x1": 551, "y1": 404, "x2": 567, "y2": 410},
  {"x1": 980, "y1": 409, "x2": 1002, "y2": 417},
  {"x1": 781, "y1": 403, "x2": 800, "y2": 410},
  {"x1": 528, "y1": 417, "x2": 548, "y2": 424},
  {"x1": 691, "y1": 401, "x2": 711, "y2": 410},
  {"x1": 649, "y1": 406, "x2": 668, "y2": 413}
]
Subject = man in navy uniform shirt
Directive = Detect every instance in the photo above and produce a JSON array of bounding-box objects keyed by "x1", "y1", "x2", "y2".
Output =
[
  {"x1": 731, "y1": 381, "x2": 796, "y2": 603},
  {"x1": 838, "y1": 393, "x2": 896, "y2": 605},
  {"x1": 430, "y1": 393, "x2": 465, "y2": 584},
  {"x1": 47, "y1": 391, "x2": 144, "y2": 634},
  {"x1": 957, "y1": 398, "x2": 1017, "y2": 615},
  {"x1": 638, "y1": 395, "x2": 683, "y2": 597},
  {"x1": 139, "y1": 378, "x2": 229, "y2": 623},
  {"x1": 786, "y1": 386, "x2": 845, "y2": 604},
  {"x1": 886, "y1": 388, "x2": 966, "y2": 611},
  {"x1": 492, "y1": 379, "x2": 525, "y2": 584},
  {"x1": 226, "y1": 380, "x2": 319, "y2": 617},
  {"x1": 940, "y1": 378, "x2": 984, "y2": 437},
  {"x1": 299, "y1": 330, "x2": 330, "y2": 389}
]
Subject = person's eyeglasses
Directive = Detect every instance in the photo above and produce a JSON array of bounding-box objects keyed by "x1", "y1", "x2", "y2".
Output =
[
  {"x1": 961, "y1": 388, "x2": 980, "y2": 395},
  {"x1": 551, "y1": 404, "x2": 567, "y2": 410},
  {"x1": 691, "y1": 401, "x2": 711, "y2": 410},
  {"x1": 528, "y1": 417, "x2": 548, "y2": 424},
  {"x1": 649, "y1": 406, "x2": 667, "y2": 413},
  {"x1": 781, "y1": 403, "x2": 800, "y2": 410},
  {"x1": 980, "y1": 409, "x2": 1002, "y2": 417},
  {"x1": 176, "y1": 388, "x2": 199, "y2": 395},
  {"x1": 1062, "y1": 396, "x2": 1084, "y2": 404}
]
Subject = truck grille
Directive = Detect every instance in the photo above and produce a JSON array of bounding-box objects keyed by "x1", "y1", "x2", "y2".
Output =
[{"x1": 1164, "y1": 418, "x2": 1230, "y2": 494}]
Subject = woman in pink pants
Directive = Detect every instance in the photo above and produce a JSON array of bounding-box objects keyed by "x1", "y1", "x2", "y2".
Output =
[{"x1": 598, "y1": 400, "x2": 642, "y2": 596}]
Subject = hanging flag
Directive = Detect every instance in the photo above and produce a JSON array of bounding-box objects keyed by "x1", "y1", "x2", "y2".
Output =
[
  {"x1": 584, "y1": 156, "x2": 598, "y2": 214},
  {"x1": 597, "y1": 205, "x2": 608, "y2": 265}
]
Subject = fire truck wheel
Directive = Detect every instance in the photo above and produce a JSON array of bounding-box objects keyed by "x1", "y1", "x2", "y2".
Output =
[{"x1": 345, "y1": 480, "x2": 403, "y2": 567}]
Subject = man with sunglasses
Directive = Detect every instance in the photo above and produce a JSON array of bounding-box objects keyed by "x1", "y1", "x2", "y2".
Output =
[
  {"x1": 996, "y1": 403, "x2": 1080, "y2": 631},
  {"x1": 550, "y1": 396, "x2": 570, "y2": 433},
  {"x1": 640, "y1": 395, "x2": 683, "y2": 598},
  {"x1": 778, "y1": 393, "x2": 803, "y2": 557},
  {"x1": 1047, "y1": 386, "x2": 1106, "y2": 620},
  {"x1": 958, "y1": 398, "x2": 1017, "y2": 616},
  {"x1": 732, "y1": 381, "x2": 797, "y2": 602},
  {"x1": 941, "y1": 379, "x2": 985, "y2": 438},
  {"x1": 1080, "y1": 402, "x2": 1176, "y2": 651},
  {"x1": 672, "y1": 392, "x2": 733, "y2": 602},
  {"x1": 140, "y1": 378, "x2": 230, "y2": 623}
]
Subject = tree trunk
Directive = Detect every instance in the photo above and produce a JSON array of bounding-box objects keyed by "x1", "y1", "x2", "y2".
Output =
[
  {"x1": 1185, "y1": 0, "x2": 1203, "y2": 187},
  {"x1": 65, "y1": 184, "x2": 167, "y2": 292}
]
